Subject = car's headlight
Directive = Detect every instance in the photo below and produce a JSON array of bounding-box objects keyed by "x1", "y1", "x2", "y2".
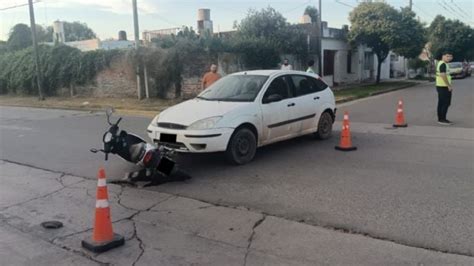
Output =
[
  {"x1": 187, "y1": 116, "x2": 222, "y2": 130},
  {"x1": 151, "y1": 114, "x2": 160, "y2": 126}
]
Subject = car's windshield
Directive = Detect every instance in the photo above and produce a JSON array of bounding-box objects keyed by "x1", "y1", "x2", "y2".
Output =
[
  {"x1": 198, "y1": 75, "x2": 268, "y2": 102},
  {"x1": 449, "y1": 62, "x2": 462, "y2": 68}
]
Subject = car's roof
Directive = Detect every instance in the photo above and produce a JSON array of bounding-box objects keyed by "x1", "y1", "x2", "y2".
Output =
[{"x1": 230, "y1": 70, "x2": 313, "y2": 77}]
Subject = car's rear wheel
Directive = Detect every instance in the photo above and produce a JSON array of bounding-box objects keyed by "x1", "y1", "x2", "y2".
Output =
[
  {"x1": 226, "y1": 127, "x2": 257, "y2": 165},
  {"x1": 314, "y1": 112, "x2": 333, "y2": 140}
]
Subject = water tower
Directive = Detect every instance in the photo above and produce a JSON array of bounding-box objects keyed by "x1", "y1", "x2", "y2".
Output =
[
  {"x1": 53, "y1": 20, "x2": 66, "y2": 43},
  {"x1": 118, "y1": 31, "x2": 127, "y2": 41},
  {"x1": 197, "y1": 9, "x2": 213, "y2": 35}
]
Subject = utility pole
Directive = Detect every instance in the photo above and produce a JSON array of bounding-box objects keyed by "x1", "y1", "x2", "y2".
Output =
[
  {"x1": 28, "y1": 0, "x2": 44, "y2": 100},
  {"x1": 317, "y1": 0, "x2": 323, "y2": 76},
  {"x1": 132, "y1": 0, "x2": 143, "y2": 100},
  {"x1": 406, "y1": 0, "x2": 413, "y2": 79}
]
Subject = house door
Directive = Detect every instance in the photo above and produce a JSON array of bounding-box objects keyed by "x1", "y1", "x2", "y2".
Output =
[{"x1": 323, "y1": 50, "x2": 336, "y2": 86}]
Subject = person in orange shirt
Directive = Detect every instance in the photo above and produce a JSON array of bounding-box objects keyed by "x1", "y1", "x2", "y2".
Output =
[{"x1": 201, "y1": 64, "x2": 221, "y2": 90}]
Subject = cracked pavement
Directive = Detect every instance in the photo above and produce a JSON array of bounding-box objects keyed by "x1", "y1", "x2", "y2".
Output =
[{"x1": 1, "y1": 161, "x2": 473, "y2": 265}]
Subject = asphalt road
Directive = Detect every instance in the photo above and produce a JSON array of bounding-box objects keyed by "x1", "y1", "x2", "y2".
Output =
[{"x1": 1, "y1": 77, "x2": 473, "y2": 257}]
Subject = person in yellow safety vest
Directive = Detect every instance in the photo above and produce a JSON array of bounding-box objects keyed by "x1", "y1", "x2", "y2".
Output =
[{"x1": 435, "y1": 51, "x2": 454, "y2": 125}]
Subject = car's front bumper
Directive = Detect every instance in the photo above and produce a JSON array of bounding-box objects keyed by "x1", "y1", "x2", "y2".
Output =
[
  {"x1": 147, "y1": 125, "x2": 234, "y2": 153},
  {"x1": 451, "y1": 72, "x2": 465, "y2": 78}
]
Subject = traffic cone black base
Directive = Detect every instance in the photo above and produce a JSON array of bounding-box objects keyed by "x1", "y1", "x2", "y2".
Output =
[
  {"x1": 82, "y1": 233, "x2": 125, "y2": 253},
  {"x1": 335, "y1": 146, "x2": 357, "y2": 151},
  {"x1": 393, "y1": 123, "x2": 408, "y2": 128}
]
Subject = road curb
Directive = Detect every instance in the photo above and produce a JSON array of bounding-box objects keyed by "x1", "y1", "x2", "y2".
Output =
[
  {"x1": 1, "y1": 82, "x2": 421, "y2": 117},
  {"x1": 335, "y1": 83, "x2": 419, "y2": 104}
]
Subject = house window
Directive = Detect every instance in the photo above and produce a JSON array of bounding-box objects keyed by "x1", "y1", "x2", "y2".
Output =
[
  {"x1": 347, "y1": 51, "x2": 352, "y2": 73},
  {"x1": 364, "y1": 52, "x2": 372, "y2": 70}
]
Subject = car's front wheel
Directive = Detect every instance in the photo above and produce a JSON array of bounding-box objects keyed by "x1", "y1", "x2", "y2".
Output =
[
  {"x1": 226, "y1": 127, "x2": 257, "y2": 165},
  {"x1": 314, "y1": 111, "x2": 333, "y2": 140}
]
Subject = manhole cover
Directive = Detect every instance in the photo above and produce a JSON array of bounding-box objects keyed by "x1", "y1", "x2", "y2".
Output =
[{"x1": 41, "y1": 221, "x2": 63, "y2": 229}]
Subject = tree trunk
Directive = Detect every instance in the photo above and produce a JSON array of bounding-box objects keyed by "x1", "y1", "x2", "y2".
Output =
[
  {"x1": 375, "y1": 52, "x2": 388, "y2": 84},
  {"x1": 376, "y1": 57, "x2": 382, "y2": 84}
]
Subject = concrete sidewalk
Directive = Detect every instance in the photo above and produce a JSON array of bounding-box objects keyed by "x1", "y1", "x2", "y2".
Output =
[{"x1": 1, "y1": 161, "x2": 472, "y2": 265}]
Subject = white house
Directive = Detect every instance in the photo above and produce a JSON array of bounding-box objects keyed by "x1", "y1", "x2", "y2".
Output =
[{"x1": 318, "y1": 21, "x2": 391, "y2": 86}]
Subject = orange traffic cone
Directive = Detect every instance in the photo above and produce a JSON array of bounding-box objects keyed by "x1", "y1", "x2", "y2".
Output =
[
  {"x1": 335, "y1": 111, "x2": 357, "y2": 151},
  {"x1": 82, "y1": 167, "x2": 124, "y2": 253},
  {"x1": 393, "y1": 99, "x2": 408, "y2": 127}
]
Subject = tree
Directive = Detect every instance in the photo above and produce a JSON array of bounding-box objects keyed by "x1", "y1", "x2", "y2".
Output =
[
  {"x1": 177, "y1": 26, "x2": 198, "y2": 40},
  {"x1": 236, "y1": 7, "x2": 289, "y2": 44},
  {"x1": 304, "y1": 6, "x2": 319, "y2": 23},
  {"x1": 427, "y1": 15, "x2": 474, "y2": 61},
  {"x1": 349, "y1": 2, "x2": 425, "y2": 83},
  {"x1": 36, "y1": 25, "x2": 53, "y2": 43},
  {"x1": 7, "y1": 24, "x2": 32, "y2": 51},
  {"x1": 0, "y1": 41, "x2": 7, "y2": 54},
  {"x1": 234, "y1": 7, "x2": 308, "y2": 68},
  {"x1": 391, "y1": 7, "x2": 426, "y2": 59},
  {"x1": 45, "y1": 21, "x2": 97, "y2": 42}
]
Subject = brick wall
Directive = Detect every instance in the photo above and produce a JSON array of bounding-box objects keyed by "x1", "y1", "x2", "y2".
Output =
[
  {"x1": 58, "y1": 55, "x2": 137, "y2": 98},
  {"x1": 59, "y1": 51, "x2": 325, "y2": 99},
  {"x1": 93, "y1": 56, "x2": 136, "y2": 97}
]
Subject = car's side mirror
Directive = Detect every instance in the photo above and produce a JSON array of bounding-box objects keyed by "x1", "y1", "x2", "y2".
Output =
[{"x1": 263, "y1": 94, "x2": 283, "y2": 104}]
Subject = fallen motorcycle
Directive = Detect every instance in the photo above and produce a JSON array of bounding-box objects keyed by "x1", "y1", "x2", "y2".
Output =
[{"x1": 91, "y1": 108, "x2": 191, "y2": 186}]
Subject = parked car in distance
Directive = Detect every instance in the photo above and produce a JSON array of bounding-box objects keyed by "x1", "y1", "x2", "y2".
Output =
[
  {"x1": 147, "y1": 70, "x2": 336, "y2": 165},
  {"x1": 463, "y1": 61, "x2": 472, "y2": 77},
  {"x1": 449, "y1": 62, "x2": 467, "y2": 79}
]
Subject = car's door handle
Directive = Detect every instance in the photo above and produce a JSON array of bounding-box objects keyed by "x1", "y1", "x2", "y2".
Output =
[
  {"x1": 287, "y1": 103, "x2": 295, "y2": 107},
  {"x1": 314, "y1": 96, "x2": 320, "y2": 100}
]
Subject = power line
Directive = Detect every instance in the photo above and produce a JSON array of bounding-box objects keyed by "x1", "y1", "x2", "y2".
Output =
[
  {"x1": 441, "y1": 0, "x2": 467, "y2": 19},
  {"x1": 412, "y1": 3, "x2": 435, "y2": 20},
  {"x1": 0, "y1": 1, "x2": 42, "y2": 11},
  {"x1": 281, "y1": 0, "x2": 312, "y2": 15},
  {"x1": 438, "y1": 0, "x2": 459, "y2": 19},
  {"x1": 450, "y1": 0, "x2": 471, "y2": 19},
  {"x1": 443, "y1": 0, "x2": 468, "y2": 19},
  {"x1": 335, "y1": 0, "x2": 355, "y2": 8}
]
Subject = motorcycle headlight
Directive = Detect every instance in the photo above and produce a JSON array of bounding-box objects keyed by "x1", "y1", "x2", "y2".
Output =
[
  {"x1": 187, "y1": 116, "x2": 222, "y2": 130},
  {"x1": 103, "y1": 132, "x2": 113, "y2": 143}
]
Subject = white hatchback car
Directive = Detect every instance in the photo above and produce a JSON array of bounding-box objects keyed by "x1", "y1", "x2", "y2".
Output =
[{"x1": 147, "y1": 70, "x2": 336, "y2": 164}]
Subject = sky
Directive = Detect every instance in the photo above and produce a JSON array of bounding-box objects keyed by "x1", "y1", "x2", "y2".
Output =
[{"x1": 1, "y1": 0, "x2": 473, "y2": 41}]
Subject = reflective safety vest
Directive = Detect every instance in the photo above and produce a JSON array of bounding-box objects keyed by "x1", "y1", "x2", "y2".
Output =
[{"x1": 436, "y1": 61, "x2": 451, "y2": 87}]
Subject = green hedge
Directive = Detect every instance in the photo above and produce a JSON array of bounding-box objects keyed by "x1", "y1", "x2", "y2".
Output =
[{"x1": 0, "y1": 44, "x2": 122, "y2": 95}]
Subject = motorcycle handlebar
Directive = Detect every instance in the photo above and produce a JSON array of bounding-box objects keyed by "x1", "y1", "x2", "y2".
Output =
[{"x1": 90, "y1": 148, "x2": 110, "y2": 161}]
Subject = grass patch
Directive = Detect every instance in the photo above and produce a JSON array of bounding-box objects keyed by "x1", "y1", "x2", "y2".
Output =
[
  {"x1": 0, "y1": 96, "x2": 180, "y2": 117},
  {"x1": 333, "y1": 81, "x2": 416, "y2": 101}
]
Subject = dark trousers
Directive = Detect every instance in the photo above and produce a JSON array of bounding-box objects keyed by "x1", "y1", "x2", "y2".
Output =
[{"x1": 436, "y1": 86, "x2": 452, "y2": 120}]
